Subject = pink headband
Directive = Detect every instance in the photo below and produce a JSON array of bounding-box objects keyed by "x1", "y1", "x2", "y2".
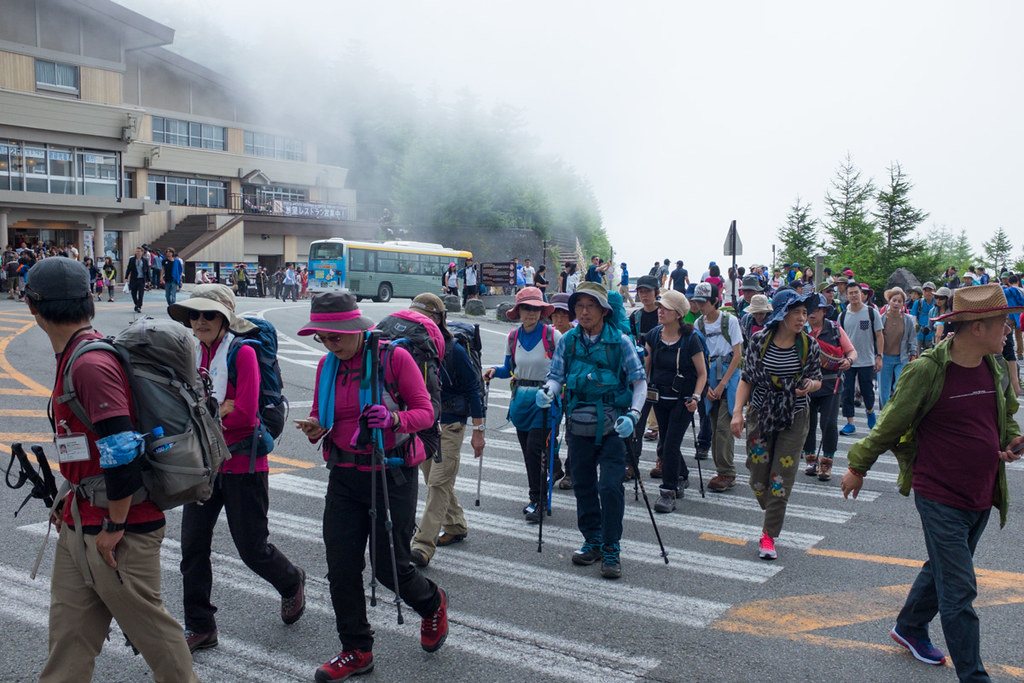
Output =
[{"x1": 310, "y1": 310, "x2": 362, "y2": 322}]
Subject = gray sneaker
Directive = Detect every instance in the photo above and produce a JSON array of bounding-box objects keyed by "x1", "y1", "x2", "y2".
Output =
[{"x1": 654, "y1": 487, "x2": 676, "y2": 513}]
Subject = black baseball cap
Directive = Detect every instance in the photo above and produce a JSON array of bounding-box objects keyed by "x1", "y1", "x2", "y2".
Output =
[{"x1": 24, "y1": 257, "x2": 91, "y2": 301}]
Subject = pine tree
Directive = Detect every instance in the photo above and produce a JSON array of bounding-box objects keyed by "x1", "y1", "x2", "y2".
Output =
[
  {"x1": 982, "y1": 227, "x2": 1014, "y2": 275},
  {"x1": 823, "y1": 153, "x2": 879, "y2": 279},
  {"x1": 872, "y1": 162, "x2": 929, "y2": 277},
  {"x1": 777, "y1": 196, "x2": 818, "y2": 267}
]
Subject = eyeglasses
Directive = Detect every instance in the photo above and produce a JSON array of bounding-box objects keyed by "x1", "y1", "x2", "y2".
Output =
[
  {"x1": 188, "y1": 311, "x2": 219, "y2": 322},
  {"x1": 314, "y1": 333, "x2": 347, "y2": 344}
]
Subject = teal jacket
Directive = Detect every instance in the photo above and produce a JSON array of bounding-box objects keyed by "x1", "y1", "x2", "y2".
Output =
[{"x1": 846, "y1": 338, "x2": 1019, "y2": 527}]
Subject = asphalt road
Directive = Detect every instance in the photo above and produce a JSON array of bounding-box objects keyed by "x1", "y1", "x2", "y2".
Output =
[{"x1": 1, "y1": 292, "x2": 1023, "y2": 682}]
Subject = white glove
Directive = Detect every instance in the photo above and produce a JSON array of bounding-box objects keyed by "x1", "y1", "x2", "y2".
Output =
[
  {"x1": 614, "y1": 412, "x2": 638, "y2": 438},
  {"x1": 535, "y1": 386, "x2": 555, "y2": 409}
]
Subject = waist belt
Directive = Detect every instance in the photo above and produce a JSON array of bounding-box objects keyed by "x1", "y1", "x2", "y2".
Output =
[
  {"x1": 326, "y1": 445, "x2": 374, "y2": 468},
  {"x1": 514, "y1": 379, "x2": 545, "y2": 387}
]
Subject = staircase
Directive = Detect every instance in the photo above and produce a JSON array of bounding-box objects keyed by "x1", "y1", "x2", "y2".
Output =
[{"x1": 148, "y1": 215, "x2": 215, "y2": 255}]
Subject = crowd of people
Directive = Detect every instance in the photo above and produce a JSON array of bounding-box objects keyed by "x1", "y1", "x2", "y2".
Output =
[{"x1": 14, "y1": 245, "x2": 1024, "y2": 682}]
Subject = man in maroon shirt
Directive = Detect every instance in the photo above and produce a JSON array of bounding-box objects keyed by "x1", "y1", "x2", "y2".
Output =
[{"x1": 25, "y1": 257, "x2": 198, "y2": 683}]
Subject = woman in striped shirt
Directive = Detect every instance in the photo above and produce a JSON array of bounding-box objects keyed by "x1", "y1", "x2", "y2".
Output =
[{"x1": 730, "y1": 289, "x2": 823, "y2": 560}]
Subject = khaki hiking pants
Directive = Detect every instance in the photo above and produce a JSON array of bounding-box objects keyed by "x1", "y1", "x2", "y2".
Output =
[
  {"x1": 744, "y1": 408, "x2": 810, "y2": 538},
  {"x1": 412, "y1": 421, "x2": 468, "y2": 558}
]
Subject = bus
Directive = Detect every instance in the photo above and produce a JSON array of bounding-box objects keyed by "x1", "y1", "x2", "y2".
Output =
[{"x1": 307, "y1": 239, "x2": 473, "y2": 302}]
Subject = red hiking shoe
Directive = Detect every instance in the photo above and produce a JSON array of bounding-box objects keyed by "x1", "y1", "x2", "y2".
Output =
[
  {"x1": 315, "y1": 650, "x2": 374, "y2": 682},
  {"x1": 421, "y1": 587, "x2": 449, "y2": 652}
]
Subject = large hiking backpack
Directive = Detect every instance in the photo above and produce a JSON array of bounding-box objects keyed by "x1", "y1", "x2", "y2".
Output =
[
  {"x1": 59, "y1": 317, "x2": 228, "y2": 510},
  {"x1": 228, "y1": 317, "x2": 287, "y2": 440},
  {"x1": 445, "y1": 321, "x2": 485, "y2": 414},
  {"x1": 374, "y1": 310, "x2": 445, "y2": 461}
]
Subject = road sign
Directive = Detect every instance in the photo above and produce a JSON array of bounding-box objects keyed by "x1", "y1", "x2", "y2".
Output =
[{"x1": 723, "y1": 220, "x2": 743, "y2": 256}]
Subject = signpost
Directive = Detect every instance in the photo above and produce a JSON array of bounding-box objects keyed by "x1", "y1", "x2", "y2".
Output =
[{"x1": 723, "y1": 220, "x2": 742, "y2": 307}]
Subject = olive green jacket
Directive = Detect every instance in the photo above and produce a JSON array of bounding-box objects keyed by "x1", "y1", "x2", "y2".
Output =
[{"x1": 846, "y1": 339, "x2": 1019, "y2": 527}]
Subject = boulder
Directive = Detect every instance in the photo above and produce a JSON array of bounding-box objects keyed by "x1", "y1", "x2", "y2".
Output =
[
  {"x1": 465, "y1": 298, "x2": 486, "y2": 316},
  {"x1": 496, "y1": 302, "x2": 514, "y2": 322},
  {"x1": 886, "y1": 268, "x2": 922, "y2": 296},
  {"x1": 443, "y1": 295, "x2": 462, "y2": 313}
]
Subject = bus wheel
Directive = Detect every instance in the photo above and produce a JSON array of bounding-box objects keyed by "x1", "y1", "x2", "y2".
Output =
[{"x1": 374, "y1": 283, "x2": 392, "y2": 303}]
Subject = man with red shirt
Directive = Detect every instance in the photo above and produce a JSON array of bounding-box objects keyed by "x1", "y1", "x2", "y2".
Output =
[
  {"x1": 26, "y1": 258, "x2": 198, "y2": 683},
  {"x1": 842, "y1": 283, "x2": 1024, "y2": 682}
]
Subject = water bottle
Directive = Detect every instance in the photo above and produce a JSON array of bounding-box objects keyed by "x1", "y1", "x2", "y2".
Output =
[{"x1": 151, "y1": 426, "x2": 173, "y2": 453}]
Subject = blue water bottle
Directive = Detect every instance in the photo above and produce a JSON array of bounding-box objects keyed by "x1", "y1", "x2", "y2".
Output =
[{"x1": 151, "y1": 426, "x2": 173, "y2": 453}]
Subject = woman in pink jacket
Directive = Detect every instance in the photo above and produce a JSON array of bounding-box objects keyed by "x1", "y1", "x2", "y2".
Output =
[{"x1": 296, "y1": 291, "x2": 448, "y2": 682}]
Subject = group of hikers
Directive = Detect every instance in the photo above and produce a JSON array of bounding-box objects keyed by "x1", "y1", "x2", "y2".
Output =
[{"x1": 14, "y1": 247, "x2": 1024, "y2": 682}]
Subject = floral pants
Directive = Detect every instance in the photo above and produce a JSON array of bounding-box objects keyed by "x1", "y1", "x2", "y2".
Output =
[{"x1": 744, "y1": 408, "x2": 809, "y2": 538}]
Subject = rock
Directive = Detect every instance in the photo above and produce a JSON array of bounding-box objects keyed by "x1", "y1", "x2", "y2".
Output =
[
  {"x1": 465, "y1": 299, "x2": 486, "y2": 316},
  {"x1": 443, "y1": 295, "x2": 461, "y2": 313},
  {"x1": 496, "y1": 302, "x2": 514, "y2": 322},
  {"x1": 886, "y1": 268, "x2": 922, "y2": 296}
]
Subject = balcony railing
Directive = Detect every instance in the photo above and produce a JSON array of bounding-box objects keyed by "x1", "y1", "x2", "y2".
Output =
[{"x1": 228, "y1": 193, "x2": 350, "y2": 220}]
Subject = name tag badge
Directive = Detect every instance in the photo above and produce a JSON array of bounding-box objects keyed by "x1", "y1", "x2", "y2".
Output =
[{"x1": 55, "y1": 433, "x2": 90, "y2": 463}]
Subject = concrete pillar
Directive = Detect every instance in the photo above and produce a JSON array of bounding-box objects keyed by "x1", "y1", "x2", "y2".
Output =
[
  {"x1": 0, "y1": 210, "x2": 8, "y2": 248},
  {"x1": 94, "y1": 214, "x2": 105, "y2": 261}
]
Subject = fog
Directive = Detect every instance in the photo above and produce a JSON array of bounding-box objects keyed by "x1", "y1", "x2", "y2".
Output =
[{"x1": 120, "y1": 0, "x2": 1024, "y2": 271}]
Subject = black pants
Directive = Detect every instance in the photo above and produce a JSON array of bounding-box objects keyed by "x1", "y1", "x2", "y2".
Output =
[
  {"x1": 803, "y1": 376, "x2": 843, "y2": 454},
  {"x1": 652, "y1": 398, "x2": 693, "y2": 490},
  {"x1": 274, "y1": 282, "x2": 283, "y2": 299},
  {"x1": 696, "y1": 397, "x2": 711, "y2": 450},
  {"x1": 323, "y1": 464, "x2": 440, "y2": 652},
  {"x1": 129, "y1": 279, "x2": 145, "y2": 309},
  {"x1": 516, "y1": 426, "x2": 563, "y2": 506},
  {"x1": 461, "y1": 285, "x2": 477, "y2": 306},
  {"x1": 180, "y1": 472, "x2": 302, "y2": 632}
]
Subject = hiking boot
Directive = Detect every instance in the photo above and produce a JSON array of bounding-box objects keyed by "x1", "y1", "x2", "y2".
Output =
[
  {"x1": 523, "y1": 503, "x2": 541, "y2": 524},
  {"x1": 421, "y1": 588, "x2": 448, "y2": 652},
  {"x1": 707, "y1": 475, "x2": 736, "y2": 492},
  {"x1": 817, "y1": 455, "x2": 834, "y2": 481},
  {"x1": 600, "y1": 543, "x2": 622, "y2": 579},
  {"x1": 624, "y1": 464, "x2": 636, "y2": 481},
  {"x1": 803, "y1": 452, "x2": 818, "y2": 476},
  {"x1": 890, "y1": 626, "x2": 946, "y2": 665},
  {"x1": 410, "y1": 548, "x2": 430, "y2": 568},
  {"x1": 840, "y1": 423, "x2": 856, "y2": 436},
  {"x1": 758, "y1": 532, "x2": 777, "y2": 560},
  {"x1": 436, "y1": 531, "x2": 466, "y2": 546},
  {"x1": 649, "y1": 457, "x2": 663, "y2": 479},
  {"x1": 184, "y1": 628, "x2": 218, "y2": 653},
  {"x1": 558, "y1": 473, "x2": 573, "y2": 489},
  {"x1": 678, "y1": 477, "x2": 690, "y2": 492},
  {"x1": 315, "y1": 649, "x2": 374, "y2": 682},
  {"x1": 867, "y1": 411, "x2": 877, "y2": 429},
  {"x1": 654, "y1": 487, "x2": 676, "y2": 513},
  {"x1": 572, "y1": 539, "x2": 603, "y2": 566},
  {"x1": 694, "y1": 446, "x2": 710, "y2": 460},
  {"x1": 281, "y1": 568, "x2": 306, "y2": 625},
  {"x1": 643, "y1": 429, "x2": 658, "y2": 441}
]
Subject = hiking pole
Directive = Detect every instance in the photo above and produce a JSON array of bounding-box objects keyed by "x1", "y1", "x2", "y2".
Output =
[
  {"x1": 627, "y1": 429, "x2": 669, "y2": 564},
  {"x1": 368, "y1": 330, "x2": 404, "y2": 624},
  {"x1": 690, "y1": 412, "x2": 705, "y2": 498},
  {"x1": 538, "y1": 407, "x2": 549, "y2": 552},
  {"x1": 546, "y1": 407, "x2": 557, "y2": 515},
  {"x1": 475, "y1": 380, "x2": 488, "y2": 507}
]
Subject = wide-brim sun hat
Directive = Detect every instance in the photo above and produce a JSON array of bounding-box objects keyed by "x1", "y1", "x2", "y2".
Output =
[
  {"x1": 739, "y1": 275, "x2": 762, "y2": 292},
  {"x1": 506, "y1": 286, "x2": 554, "y2": 321},
  {"x1": 658, "y1": 289, "x2": 690, "y2": 320},
  {"x1": 168, "y1": 284, "x2": 257, "y2": 335},
  {"x1": 884, "y1": 287, "x2": 907, "y2": 302},
  {"x1": 934, "y1": 283, "x2": 1024, "y2": 323},
  {"x1": 568, "y1": 281, "x2": 611, "y2": 312},
  {"x1": 745, "y1": 294, "x2": 773, "y2": 315},
  {"x1": 934, "y1": 286, "x2": 953, "y2": 299},
  {"x1": 763, "y1": 289, "x2": 819, "y2": 328},
  {"x1": 549, "y1": 292, "x2": 571, "y2": 313},
  {"x1": 297, "y1": 291, "x2": 374, "y2": 335}
]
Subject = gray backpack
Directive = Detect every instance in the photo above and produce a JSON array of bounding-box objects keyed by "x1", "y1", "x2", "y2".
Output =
[{"x1": 58, "y1": 317, "x2": 228, "y2": 510}]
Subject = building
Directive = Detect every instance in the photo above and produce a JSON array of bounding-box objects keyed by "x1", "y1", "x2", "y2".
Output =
[{"x1": 0, "y1": 0, "x2": 380, "y2": 280}]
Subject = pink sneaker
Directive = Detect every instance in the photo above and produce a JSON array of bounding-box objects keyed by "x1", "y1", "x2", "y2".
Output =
[{"x1": 758, "y1": 533, "x2": 777, "y2": 560}]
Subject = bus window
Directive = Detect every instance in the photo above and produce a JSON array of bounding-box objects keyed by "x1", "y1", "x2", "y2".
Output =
[
  {"x1": 349, "y1": 248, "x2": 369, "y2": 271},
  {"x1": 309, "y1": 242, "x2": 344, "y2": 260},
  {"x1": 378, "y1": 254, "x2": 400, "y2": 273}
]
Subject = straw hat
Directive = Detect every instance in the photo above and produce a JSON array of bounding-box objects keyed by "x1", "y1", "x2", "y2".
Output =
[
  {"x1": 658, "y1": 289, "x2": 690, "y2": 320},
  {"x1": 506, "y1": 286, "x2": 554, "y2": 321},
  {"x1": 297, "y1": 291, "x2": 374, "y2": 335},
  {"x1": 168, "y1": 284, "x2": 257, "y2": 335},
  {"x1": 883, "y1": 287, "x2": 907, "y2": 302},
  {"x1": 934, "y1": 283, "x2": 1024, "y2": 323}
]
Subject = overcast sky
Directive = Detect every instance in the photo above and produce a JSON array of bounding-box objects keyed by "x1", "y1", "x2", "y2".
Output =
[{"x1": 121, "y1": 0, "x2": 1024, "y2": 273}]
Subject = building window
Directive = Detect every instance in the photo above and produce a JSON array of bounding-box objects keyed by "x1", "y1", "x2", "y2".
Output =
[
  {"x1": 152, "y1": 117, "x2": 226, "y2": 151},
  {"x1": 148, "y1": 175, "x2": 226, "y2": 208},
  {"x1": 35, "y1": 60, "x2": 80, "y2": 96},
  {"x1": 244, "y1": 131, "x2": 306, "y2": 161},
  {"x1": 260, "y1": 185, "x2": 307, "y2": 202},
  {"x1": 123, "y1": 170, "x2": 135, "y2": 199},
  {"x1": 0, "y1": 140, "x2": 121, "y2": 197}
]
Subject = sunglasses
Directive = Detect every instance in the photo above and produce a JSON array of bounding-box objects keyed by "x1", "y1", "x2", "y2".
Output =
[
  {"x1": 518, "y1": 305, "x2": 542, "y2": 313},
  {"x1": 314, "y1": 333, "x2": 348, "y2": 344},
  {"x1": 188, "y1": 310, "x2": 219, "y2": 322}
]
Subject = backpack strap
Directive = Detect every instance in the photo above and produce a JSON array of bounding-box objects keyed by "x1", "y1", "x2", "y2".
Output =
[
  {"x1": 543, "y1": 324, "x2": 555, "y2": 359},
  {"x1": 57, "y1": 339, "x2": 121, "y2": 432},
  {"x1": 510, "y1": 328, "x2": 519, "y2": 368}
]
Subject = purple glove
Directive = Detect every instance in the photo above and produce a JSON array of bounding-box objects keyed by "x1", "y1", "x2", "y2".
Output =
[{"x1": 363, "y1": 404, "x2": 393, "y2": 429}]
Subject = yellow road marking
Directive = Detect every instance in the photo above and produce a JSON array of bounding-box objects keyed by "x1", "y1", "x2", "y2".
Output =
[
  {"x1": 0, "y1": 326, "x2": 22, "y2": 332},
  {"x1": 0, "y1": 432, "x2": 54, "y2": 443},
  {"x1": 806, "y1": 547, "x2": 923, "y2": 568},
  {"x1": 267, "y1": 454, "x2": 316, "y2": 468},
  {"x1": 0, "y1": 321, "x2": 50, "y2": 397},
  {"x1": 699, "y1": 533, "x2": 747, "y2": 545},
  {"x1": 0, "y1": 409, "x2": 48, "y2": 417}
]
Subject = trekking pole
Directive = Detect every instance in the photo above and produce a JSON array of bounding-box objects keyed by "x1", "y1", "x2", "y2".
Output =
[
  {"x1": 691, "y1": 412, "x2": 705, "y2": 498},
  {"x1": 368, "y1": 330, "x2": 404, "y2": 624},
  {"x1": 538, "y1": 407, "x2": 549, "y2": 552},
  {"x1": 627, "y1": 429, "x2": 669, "y2": 564},
  {"x1": 546, "y1": 407, "x2": 557, "y2": 515},
  {"x1": 475, "y1": 380, "x2": 488, "y2": 507}
]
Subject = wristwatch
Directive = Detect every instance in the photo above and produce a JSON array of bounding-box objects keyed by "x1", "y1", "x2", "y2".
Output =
[
  {"x1": 472, "y1": 423, "x2": 486, "y2": 432},
  {"x1": 101, "y1": 517, "x2": 126, "y2": 533}
]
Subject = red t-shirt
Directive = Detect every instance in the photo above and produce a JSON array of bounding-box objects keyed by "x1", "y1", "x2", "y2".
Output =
[
  {"x1": 53, "y1": 331, "x2": 163, "y2": 527},
  {"x1": 913, "y1": 361, "x2": 1001, "y2": 511}
]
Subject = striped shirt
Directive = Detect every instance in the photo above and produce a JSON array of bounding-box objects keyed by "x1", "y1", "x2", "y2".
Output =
[{"x1": 749, "y1": 342, "x2": 809, "y2": 413}]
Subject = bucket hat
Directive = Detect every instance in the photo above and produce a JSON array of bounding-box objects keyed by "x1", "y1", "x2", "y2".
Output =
[
  {"x1": 934, "y1": 283, "x2": 1024, "y2": 323},
  {"x1": 168, "y1": 284, "x2": 257, "y2": 335},
  {"x1": 506, "y1": 286, "x2": 554, "y2": 321},
  {"x1": 934, "y1": 286, "x2": 953, "y2": 299},
  {"x1": 763, "y1": 288, "x2": 818, "y2": 328},
  {"x1": 568, "y1": 281, "x2": 611, "y2": 312},
  {"x1": 922, "y1": 281, "x2": 936, "y2": 290},
  {"x1": 549, "y1": 292, "x2": 571, "y2": 313},
  {"x1": 815, "y1": 280, "x2": 836, "y2": 293},
  {"x1": 745, "y1": 294, "x2": 773, "y2": 315},
  {"x1": 297, "y1": 291, "x2": 374, "y2": 336},
  {"x1": 658, "y1": 289, "x2": 690, "y2": 320},
  {"x1": 739, "y1": 275, "x2": 762, "y2": 292}
]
